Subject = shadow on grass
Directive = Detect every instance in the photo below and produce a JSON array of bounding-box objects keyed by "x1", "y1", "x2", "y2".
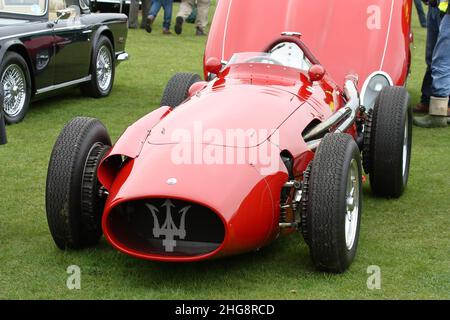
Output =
[{"x1": 89, "y1": 235, "x2": 316, "y2": 290}]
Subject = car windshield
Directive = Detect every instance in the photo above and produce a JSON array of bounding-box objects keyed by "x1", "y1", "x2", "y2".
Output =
[
  {"x1": 227, "y1": 42, "x2": 312, "y2": 72},
  {"x1": 0, "y1": 0, "x2": 47, "y2": 16}
]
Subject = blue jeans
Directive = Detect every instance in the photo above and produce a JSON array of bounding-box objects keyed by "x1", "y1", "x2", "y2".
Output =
[
  {"x1": 420, "y1": 6, "x2": 444, "y2": 104},
  {"x1": 431, "y1": 14, "x2": 450, "y2": 97},
  {"x1": 149, "y1": 0, "x2": 173, "y2": 29},
  {"x1": 414, "y1": 0, "x2": 427, "y2": 27}
]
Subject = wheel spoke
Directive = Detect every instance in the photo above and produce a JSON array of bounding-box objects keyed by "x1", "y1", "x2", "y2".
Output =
[
  {"x1": 1, "y1": 64, "x2": 27, "y2": 117},
  {"x1": 96, "y1": 45, "x2": 112, "y2": 91},
  {"x1": 344, "y1": 159, "x2": 359, "y2": 250}
]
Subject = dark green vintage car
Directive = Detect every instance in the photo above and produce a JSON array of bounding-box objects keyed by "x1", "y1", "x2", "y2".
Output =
[{"x1": 0, "y1": 0, "x2": 128, "y2": 124}]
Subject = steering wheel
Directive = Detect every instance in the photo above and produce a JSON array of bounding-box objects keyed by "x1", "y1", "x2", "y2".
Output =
[{"x1": 245, "y1": 56, "x2": 283, "y2": 65}]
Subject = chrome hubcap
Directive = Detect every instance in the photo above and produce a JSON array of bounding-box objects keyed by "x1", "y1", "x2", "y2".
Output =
[
  {"x1": 2, "y1": 64, "x2": 26, "y2": 117},
  {"x1": 345, "y1": 159, "x2": 359, "y2": 250},
  {"x1": 402, "y1": 117, "x2": 409, "y2": 177},
  {"x1": 96, "y1": 46, "x2": 112, "y2": 91}
]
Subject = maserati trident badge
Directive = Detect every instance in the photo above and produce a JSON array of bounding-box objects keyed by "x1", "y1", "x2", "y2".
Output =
[
  {"x1": 167, "y1": 178, "x2": 177, "y2": 185},
  {"x1": 146, "y1": 200, "x2": 190, "y2": 252}
]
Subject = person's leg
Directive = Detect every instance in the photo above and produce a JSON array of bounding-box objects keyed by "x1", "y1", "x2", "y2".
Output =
[
  {"x1": 162, "y1": 0, "x2": 173, "y2": 33},
  {"x1": 175, "y1": 0, "x2": 195, "y2": 34},
  {"x1": 140, "y1": 0, "x2": 152, "y2": 29},
  {"x1": 128, "y1": 0, "x2": 139, "y2": 28},
  {"x1": 146, "y1": 0, "x2": 162, "y2": 33},
  {"x1": 149, "y1": 0, "x2": 162, "y2": 17},
  {"x1": 195, "y1": 0, "x2": 211, "y2": 35},
  {"x1": 417, "y1": 6, "x2": 441, "y2": 109},
  {"x1": 414, "y1": 14, "x2": 450, "y2": 127},
  {"x1": 414, "y1": 0, "x2": 427, "y2": 27},
  {"x1": 431, "y1": 15, "x2": 450, "y2": 99}
]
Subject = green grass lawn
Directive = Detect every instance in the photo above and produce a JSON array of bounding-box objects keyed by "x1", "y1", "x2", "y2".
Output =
[{"x1": 0, "y1": 4, "x2": 449, "y2": 299}]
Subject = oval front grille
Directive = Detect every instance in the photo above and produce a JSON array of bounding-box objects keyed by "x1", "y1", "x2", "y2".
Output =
[{"x1": 107, "y1": 199, "x2": 225, "y2": 257}]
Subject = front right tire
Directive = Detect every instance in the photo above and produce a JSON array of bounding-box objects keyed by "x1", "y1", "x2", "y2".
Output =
[
  {"x1": 46, "y1": 117, "x2": 111, "y2": 249},
  {"x1": 160, "y1": 72, "x2": 202, "y2": 108}
]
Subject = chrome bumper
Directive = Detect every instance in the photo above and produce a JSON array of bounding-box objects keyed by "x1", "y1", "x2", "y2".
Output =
[{"x1": 116, "y1": 52, "x2": 129, "y2": 63}]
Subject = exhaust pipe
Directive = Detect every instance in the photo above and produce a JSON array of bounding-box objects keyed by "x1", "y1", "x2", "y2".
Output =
[{"x1": 305, "y1": 78, "x2": 359, "y2": 150}]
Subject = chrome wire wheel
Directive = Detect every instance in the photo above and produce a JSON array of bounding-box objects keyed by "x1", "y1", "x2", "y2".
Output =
[
  {"x1": 2, "y1": 64, "x2": 26, "y2": 118},
  {"x1": 96, "y1": 45, "x2": 112, "y2": 91},
  {"x1": 345, "y1": 159, "x2": 360, "y2": 251},
  {"x1": 402, "y1": 116, "x2": 409, "y2": 177}
]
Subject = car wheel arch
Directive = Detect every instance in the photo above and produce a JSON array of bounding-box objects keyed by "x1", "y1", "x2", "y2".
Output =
[
  {"x1": 91, "y1": 27, "x2": 115, "y2": 64},
  {"x1": 0, "y1": 42, "x2": 36, "y2": 95}
]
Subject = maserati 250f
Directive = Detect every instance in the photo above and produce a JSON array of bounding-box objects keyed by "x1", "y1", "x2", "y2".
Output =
[{"x1": 45, "y1": 0, "x2": 413, "y2": 272}]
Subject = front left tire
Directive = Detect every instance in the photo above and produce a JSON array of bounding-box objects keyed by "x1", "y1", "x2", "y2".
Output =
[
  {"x1": 305, "y1": 133, "x2": 363, "y2": 273},
  {"x1": 46, "y1": 117, "x2": 111, "y2": 249},
  {"x1": 81, "y1": 35, "x2": 115, "y2": 98},
  {"x1": 0, "y1": 51, "x2": 32, "y2": 124}
]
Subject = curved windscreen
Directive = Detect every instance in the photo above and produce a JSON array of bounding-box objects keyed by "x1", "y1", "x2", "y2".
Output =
[
  {"x1": 227, "y1": 42, "x2": 312, "y2": 72},
  {"x1": 0, "y1": 0, "x2": 47, "y2": 16}
]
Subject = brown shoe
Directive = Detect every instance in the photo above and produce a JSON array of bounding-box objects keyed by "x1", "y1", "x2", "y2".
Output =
[
  {"x1": 413, "y1": 103, "x2": 429, "y2": 113},
  {"x1": 195, "y1": 26, "x2": 207, "y2": 36},
  {"x1": 162, "y1": 28, "x2": 172, "y2": 35}
]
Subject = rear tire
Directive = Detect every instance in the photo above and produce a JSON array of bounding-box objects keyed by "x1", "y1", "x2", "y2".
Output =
[
  {"x1": 160, "y1": 73, "x2": 201, "y2": 108},
  {"x1": 363, "y1": 86, "x2": 412, "y2": 198},
  {"x1": 306, "y1": 133, "x2": 362, "y2": 273},
  {"x1": 46, "y1": 117, "x2": 111, "y2": 249}
]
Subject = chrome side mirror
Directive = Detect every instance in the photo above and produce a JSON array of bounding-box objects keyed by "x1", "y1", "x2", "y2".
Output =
[{"x1": 55, "y1": 8, "x2": 72, "y2": 23}]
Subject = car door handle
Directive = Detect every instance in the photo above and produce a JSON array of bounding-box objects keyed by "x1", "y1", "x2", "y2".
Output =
[{"x1": 82, "y1": 29, "x2": 93, "y2": 34}]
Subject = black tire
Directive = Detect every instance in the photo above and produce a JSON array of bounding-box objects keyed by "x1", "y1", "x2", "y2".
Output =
[
  {"x1": 160, "y1": 72, "x2": 202, "y2": 108},
  {"x1": 364, "y1": 86, "x2": 412, "y2": 198},
  {"x1": 306, "y1": 133, "x2": 363, "y2": 273},
  {"x1": 81, "y1": 36, "x2": 115, "y2": 98},
  {"x1": 46, "y1": 117, "x2": 111, "y2": 249},
  {"x1": 0, "y1": 51, "x2": 32, "y2": 124}
]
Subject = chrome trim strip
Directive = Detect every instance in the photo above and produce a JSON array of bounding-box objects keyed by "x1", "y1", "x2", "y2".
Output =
[
  {"x1": 0, "y1": 29, "x2": 49, "y2": 41},
  {"x1": 54, "y1": 25, "x2": 89, "y2": 32},
  {"x1": 36, "y1": 76, "x2": 91, "y2": 94},
  {"x1": 0, "y1": 25, "x2": 88, "y2": 41}
]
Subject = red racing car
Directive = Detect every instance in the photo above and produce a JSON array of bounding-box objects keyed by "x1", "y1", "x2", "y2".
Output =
[{"x1": 45, "y1": 0, "x2": 413, "y2": 273}]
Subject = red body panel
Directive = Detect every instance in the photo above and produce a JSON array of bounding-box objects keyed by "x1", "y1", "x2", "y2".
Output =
[{"x1": 205, "y1": 0, "x2": 412, "y2": 88}]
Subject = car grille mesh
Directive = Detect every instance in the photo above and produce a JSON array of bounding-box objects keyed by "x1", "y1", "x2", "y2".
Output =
[{"x1": 107, "y1": 198, "x2": 225, "y2": 257}]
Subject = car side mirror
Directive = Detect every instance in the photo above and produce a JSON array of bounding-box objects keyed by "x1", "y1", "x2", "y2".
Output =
[
  {"x1": 205, "y1": 57, "x2": 222, "y2": 76},
  {"x1": 308, "y1": 64, "x2": 325, "y2": 82},
  {"x1": 55, "y1": 8, "x2": 72, "y2": 23}
]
